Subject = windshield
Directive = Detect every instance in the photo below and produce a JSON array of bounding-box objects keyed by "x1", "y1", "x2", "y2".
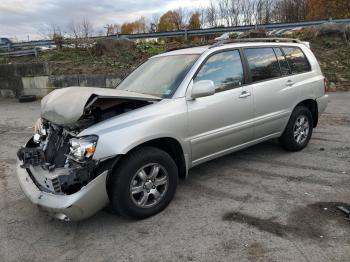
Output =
[{"x1": 116, "y1": 54, "x2": 199, "y2": 98}]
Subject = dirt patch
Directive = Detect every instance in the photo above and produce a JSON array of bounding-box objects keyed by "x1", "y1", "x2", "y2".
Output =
[
  {"x1": 318, "y1": 114, "x2": 350, "y2": 127},
  {"x1": 223, "y1": 202, "x2": 350, "y2": 240},
  {"x1": 240, "y1": 167, "x2": 336, "y2": 187},
  {"x1": 311, "y1": 137, "x2": 346, "y2": 143},
  {"x1": 247, "y1": 242, "x2": 271, "y2": 262},
  {"x1": 0, "y1": 164, "x2": 8, "y2": 192},
  {"x1": 238, "y1": 156, "x2": 346, "y2": 175},
  {"x1": 187, "y1": 180, "x2": 252, "y2": 202}
]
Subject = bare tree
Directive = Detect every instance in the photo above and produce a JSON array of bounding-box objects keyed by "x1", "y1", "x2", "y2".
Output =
[
  {"x1": 68, "y1": 20, "x2": 81, "y2": 40},
  {"x1": 253, "y1": 0, "x2": 264, "y2": 25},
  {"x1": 150, "y1": 13, "x2": 160, "y2": 32},
  {"x1": 104, "y1": 24, "x2": 120, "y2": 36},
  {"x1": 46, "y1": 24, "x2": 63, "y2": 49},
  {"x1": 228, "y1": 0, "x2": 241, "y2": 26},
  {"x1": 196, "y1": 7, "x2": 206, "y2": 28},
  {"x1": 47, "y1": 24, "x2": 62, "y2": 39},
  {"x1": 240, "y1": 0, "x2": 254, "y2": 25},
  {"x1": 81, "y1": 18, "x2": 93, "y2": 38},
  {"x1": 218, "y1": 0, "x2": 231, "y2": 26},
  {"x1": 174, "y1": 8, "x2": 190, "y2": 29},
  {"x1": 206, "y1": 1, "x2": 218, "y2": 27}
]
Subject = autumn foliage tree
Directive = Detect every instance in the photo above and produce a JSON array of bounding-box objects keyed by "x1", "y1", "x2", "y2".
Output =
[
  {"x1": 306, "y1": 0, "x2": 350, "y2": 20},
  {"x1": 188, "y1": 12, "x2": 201, "y2": 30},
  {"x1": 157, "y1": 10, "x2": 184, "y2": 32},
  {"x1": 121, "y1": 17, "x2": 148, "y2": 34}
]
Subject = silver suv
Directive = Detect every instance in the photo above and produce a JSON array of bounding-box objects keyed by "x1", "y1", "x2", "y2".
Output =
[{"x1": 17, "y1": 38, "x2": 328, "y2": 221}]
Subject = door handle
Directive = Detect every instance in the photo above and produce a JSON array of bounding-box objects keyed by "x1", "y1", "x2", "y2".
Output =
[
  {"x1": 286, "y1": 80, "x2": 294, "y2": 87},
  {"x1": 239, "y1": 91, "x2": 251, "y2": 98}
]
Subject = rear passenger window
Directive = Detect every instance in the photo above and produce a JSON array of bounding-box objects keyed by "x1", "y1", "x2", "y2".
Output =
[
  {"x1": 282, "y1": 47, "x2": 311, "y2": 74},
  {"x1": 194, "y1": 50, "x2": 244, "y2": 93},
  {"x1": 274, "y1": 47, "x2": 290, "y2": 76},
  {"x1": 244, "y1": 48, "x2": 281, "y2": 82}
]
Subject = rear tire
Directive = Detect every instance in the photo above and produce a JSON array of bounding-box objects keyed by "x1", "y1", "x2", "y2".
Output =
[
  {"x1": 108, "y1": 147, "x2": 178, "y2": 219},
  {"x1": 279, "y1": 106, "x2": 313, "y2": 151}
]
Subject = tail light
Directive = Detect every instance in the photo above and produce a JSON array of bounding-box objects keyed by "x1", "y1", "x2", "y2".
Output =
[{"x1": 324, "y1": 78, "x2": 328, "y2": 93}]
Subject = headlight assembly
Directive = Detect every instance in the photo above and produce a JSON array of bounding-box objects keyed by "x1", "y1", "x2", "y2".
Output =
[
  {"x1": 69, "y1": 135, "x2": 98, "y2": 161},
  {"x1": 33, "y1": 118, "x2": 47, "y2": 143}
]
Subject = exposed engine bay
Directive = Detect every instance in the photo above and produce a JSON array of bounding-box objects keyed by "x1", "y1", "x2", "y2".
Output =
[
  {"x1": 74, "y1": 97, "x2": 153, "y2": 130},
  {"x1": 17, "y1": 90, "x2": 158, "y2": 195}
]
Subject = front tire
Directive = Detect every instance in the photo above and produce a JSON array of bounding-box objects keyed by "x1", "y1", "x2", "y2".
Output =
[
  {"x1": 279, "y1": 106, "x2": 313, "y2": 151},
  {"x1": 108, "y1": 147, "x2": 178, "y2": 219}
]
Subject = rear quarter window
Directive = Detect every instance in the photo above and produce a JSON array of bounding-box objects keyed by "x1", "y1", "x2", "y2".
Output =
[
  {"x1": 282, "y1": 47, "x2": 311, "y2": 74},
  {"x1": 273, "y1": 47, "x2": 290, "y2": 76}
]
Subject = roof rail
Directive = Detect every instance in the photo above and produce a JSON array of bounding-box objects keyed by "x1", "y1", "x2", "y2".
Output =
[
  {"x1": 165, "y1": 43, "x2": 210, "y2": 52},
  {"x1": 210, "y1": 38, "x2": 302, "y2": 48}
]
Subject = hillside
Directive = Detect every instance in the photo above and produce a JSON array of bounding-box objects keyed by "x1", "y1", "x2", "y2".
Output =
[
  {"x1": 310, "y1": 36, "x2": 350, "y2": 90},
  {"x1": 1, "y1": 36, "x2": 349, "y2": 90}
]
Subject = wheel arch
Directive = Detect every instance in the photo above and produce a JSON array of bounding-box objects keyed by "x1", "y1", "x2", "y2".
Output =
[
  {"x1": 294, "y1": 99, "x2": 318, "y2": 128},
  {"x1": 118, "y1": 137, "x2": 188, "y2": 179}
]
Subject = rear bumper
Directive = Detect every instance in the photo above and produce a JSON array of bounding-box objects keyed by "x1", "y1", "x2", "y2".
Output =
[
  {"x1": 16, "y1": 158, "x2": 109, "y2": 221},
  {"x1": 316, "y1": 94, "x2": 329, "y2": 115}
]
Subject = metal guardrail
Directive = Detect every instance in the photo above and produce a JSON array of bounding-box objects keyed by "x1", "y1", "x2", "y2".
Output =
[
  {"x1": 116, "y1": 18, "x2": 350, "y2": 39},
  {"x1": 0, "y1": 48, "x2": 38, "y2": 57},
  {"x1": 0, "y1": 40, "x2": 55, "y2": 50},
  {"x1": 1, "y1": 18, "x2": 349, "y2": 57}
]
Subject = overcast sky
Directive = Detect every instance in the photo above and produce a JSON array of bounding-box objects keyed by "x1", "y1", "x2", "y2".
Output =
[{"x1": 0, "y1": 0, "x2": 209, "y2": 41}]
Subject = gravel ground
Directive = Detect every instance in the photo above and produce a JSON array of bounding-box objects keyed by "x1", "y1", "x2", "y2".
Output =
[{"x1": 0, "y1": 92, "x2": 349, "y2": 262}]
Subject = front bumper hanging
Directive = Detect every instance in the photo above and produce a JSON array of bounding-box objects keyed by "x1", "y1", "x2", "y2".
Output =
[{"x1": 16, "y1": 158, "x2": 110, "y2": 221}]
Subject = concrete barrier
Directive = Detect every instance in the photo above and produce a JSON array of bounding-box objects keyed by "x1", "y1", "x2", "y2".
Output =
[{"x1": 0, "y1": 63, "x2": 122, "y2": 98}]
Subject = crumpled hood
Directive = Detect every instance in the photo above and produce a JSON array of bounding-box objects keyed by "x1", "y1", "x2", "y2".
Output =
[{"x1": 41, "y1": 86, "x2": 161, "y2": 126}]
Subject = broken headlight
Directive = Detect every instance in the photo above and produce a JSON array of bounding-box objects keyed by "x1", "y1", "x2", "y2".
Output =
[
  {"x1": 69, "y1": 135, "x2": 98, "y2": 161},
  {"x1": 33, "y1": 118, "x2": 47, "y2": 143}
]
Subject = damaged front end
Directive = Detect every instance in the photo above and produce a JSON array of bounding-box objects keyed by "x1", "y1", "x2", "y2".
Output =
[
  {"x1": 16, "y1": 87, "x2": 160, "y2": 221},
  {"x1": 16, "y1": 119, "x2": 116, "y2": 221},
  {"x1": 17, "y1": 119, "x2": 103, "y2": 195}
]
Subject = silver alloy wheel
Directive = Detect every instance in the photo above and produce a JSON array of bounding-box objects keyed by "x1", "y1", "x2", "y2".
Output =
[
  {"x1": 293, "y1": 114, "x2": 310, "y2": 144},
  {"x1": 129, "y1": 163, "x2": 169, "y2": 208}
]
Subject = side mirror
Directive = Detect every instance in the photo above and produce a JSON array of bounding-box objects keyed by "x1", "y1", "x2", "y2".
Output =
[{"x1": 191, "y1": 80, "x2": 215, "y2": 99}]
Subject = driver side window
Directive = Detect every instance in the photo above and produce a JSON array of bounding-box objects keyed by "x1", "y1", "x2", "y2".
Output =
[{"x1": 194, "y1": 50, "x2": 244, "y2": 93}]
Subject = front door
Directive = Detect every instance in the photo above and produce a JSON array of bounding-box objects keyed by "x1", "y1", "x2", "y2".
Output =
[{"x1": 187, "y1": 50, "x2": 254, "y2": 165}]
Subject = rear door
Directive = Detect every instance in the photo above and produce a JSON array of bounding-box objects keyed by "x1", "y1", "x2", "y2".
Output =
[
  {"x1": 187, "y1": 49, "x2": 254, "y2": 164},
  {"x1": 243, "y1": 46, "x2": 307, "y2": 138}
]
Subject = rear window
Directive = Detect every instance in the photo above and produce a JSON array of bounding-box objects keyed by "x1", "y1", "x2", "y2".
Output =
[
  {"x1": 282, "y1": 47, "x2": 311, "y2": 74},
  {"x1": 244, "y1": 48, "x2": 281, "y2": 82}
]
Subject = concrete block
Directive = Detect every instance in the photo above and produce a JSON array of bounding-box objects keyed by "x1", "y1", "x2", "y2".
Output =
[
  {"x1": 0, "y1": 63, "x2": 49, "y2": 78},
  {"x1": 0, "y1": 89, "x2": 16, "y2": 98},
  {"x1": 78, "y1": 74, "x2": 106, "y2": 87},
  {"x1": 49, "y1": 75, "x2": 79, "y2": 88},
  {"x1": 0, "y1": 77, "x2": 23, "y2": 94},
  {"x1": 22, "y1": 76, "x2": 49, "y2": 90}
]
